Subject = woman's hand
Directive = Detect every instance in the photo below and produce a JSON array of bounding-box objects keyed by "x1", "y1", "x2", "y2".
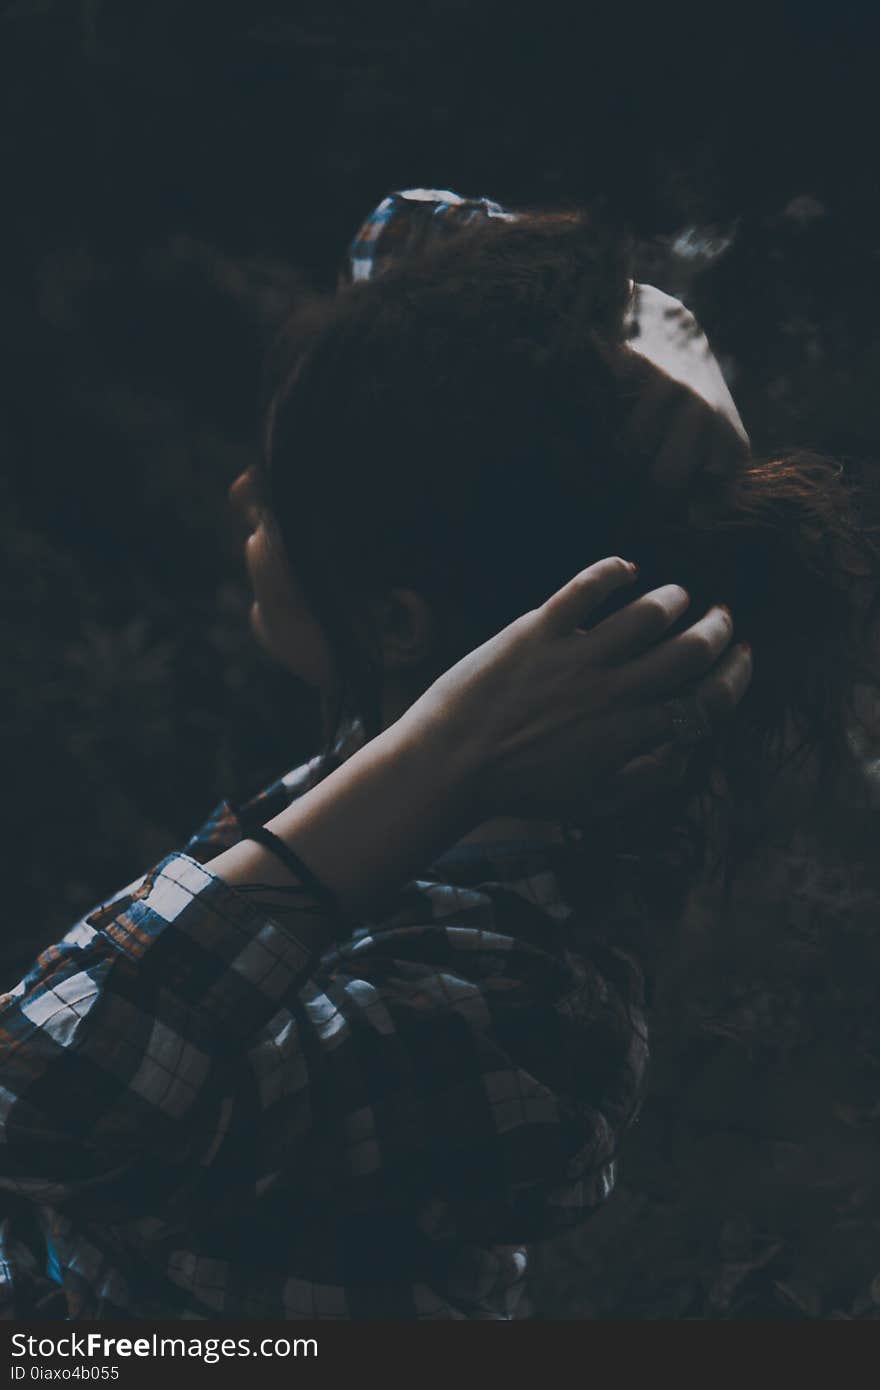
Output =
[
  {"x1": 211, "y1": 558, "x2": 751, "y2": 920},
  {"x1": 403, "y1": 556, "x2": 752, "y2": 821}
]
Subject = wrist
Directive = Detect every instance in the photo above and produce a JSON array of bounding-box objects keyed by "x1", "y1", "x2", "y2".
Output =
[
  {"x1": 208, "y1": 701, "x2": 482, "y2": 927},
  {"x1": 392, "y1": 690, "x2": 485, "y2": 832},
  {"x1": 248, "y1": 707, "x2": 476, "y2": 917}
]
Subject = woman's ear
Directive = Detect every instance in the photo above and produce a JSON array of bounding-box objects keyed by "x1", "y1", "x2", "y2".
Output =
[{"x1": 371, "y1": 588, "x2": 434, "y2": 671}]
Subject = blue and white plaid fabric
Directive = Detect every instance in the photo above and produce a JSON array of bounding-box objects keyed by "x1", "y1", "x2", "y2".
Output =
[
  {"x1": 345, "y1": 187, "x2": 517, "y2": 285},
  {"x1": 0, "y1": 740, "x2": 646, "y2": 1319}
]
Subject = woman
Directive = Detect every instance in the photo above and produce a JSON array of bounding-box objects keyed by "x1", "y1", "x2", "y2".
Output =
[{"x1": 0, "y1": 194, "x2": 872, "y2": 1320}]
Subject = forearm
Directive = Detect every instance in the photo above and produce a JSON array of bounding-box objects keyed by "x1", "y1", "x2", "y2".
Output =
[
  {"x1": 206, "y1": 707, "x2": 475, "y2": 930},
  {"x1": 0, "y1": 699, "x2": 476, "y2": 1197}
]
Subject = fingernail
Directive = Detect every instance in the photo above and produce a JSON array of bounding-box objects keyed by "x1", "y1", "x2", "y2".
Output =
[{"x1": 627, "y1": 560, "x2": 640, "y2": 575}]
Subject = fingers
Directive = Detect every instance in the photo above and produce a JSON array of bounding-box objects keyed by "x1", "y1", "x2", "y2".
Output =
[
  {"x1": 626, "y1": 363, "x2": 709, "y2": 488},
  {"x1": 590, "y1": 643, "x2": 751, "y2": 812},
  {"x1": 602, "y1": 640, "x2": 752, "y2": 767},
  {"x1": 589, "y1": 742, "x2": 692, "y2": 817},
  {"x1": 589, "y1": 584, "x2": 691, "y2": 664},
  {"x1": 625, "y1": 357, "x2": 749, "y2": 492},
  {"x1": 540, "y1": 556, "x2": 637, "y2": 636},
  {"x1": 694, "y1": 641, "x2": 753, "y2": 722},
  {"x1": 614, "y1": 602, "x2": 735, "y2": 699},
  {"x1": 703, "y1": 408, "x2": 750, "y2": 482}
]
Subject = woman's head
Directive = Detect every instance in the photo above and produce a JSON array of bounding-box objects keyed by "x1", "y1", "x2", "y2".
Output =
[
  {"x1": 253, "y1": 211, "x2": 642, "y2": 710},
  {"x1": 239, "y1": 208, "x2": 877, "y2": 830}
]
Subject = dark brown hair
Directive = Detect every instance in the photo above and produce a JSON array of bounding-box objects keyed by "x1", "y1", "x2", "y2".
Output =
[{"x1": 261, "y1": 209, "x2": 879, "y2": 881}]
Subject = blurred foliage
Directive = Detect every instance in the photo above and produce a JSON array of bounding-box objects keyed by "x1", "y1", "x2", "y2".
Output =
[{"x1": 1, "y1": 0, "x2": 879, "y2": 1319}]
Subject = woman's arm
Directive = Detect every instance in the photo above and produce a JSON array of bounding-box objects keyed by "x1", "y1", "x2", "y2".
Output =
[
  {"x1": 0, "y1": 560, "x2": 748, "y2": 1202},
  {"x1": 205, "y1": 707, "x2": 467, "y2": 932},
  {"x1": 209, "y1": 557, "x2": 751, "y2": 920}
]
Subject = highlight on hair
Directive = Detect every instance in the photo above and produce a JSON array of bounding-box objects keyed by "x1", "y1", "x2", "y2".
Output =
[{"x1": 260, "y1": 207, "x2": 879, "y2": 883}]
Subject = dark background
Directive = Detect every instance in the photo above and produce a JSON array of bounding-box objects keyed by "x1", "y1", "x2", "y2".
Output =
[{"x1": 3, "y1": 1, "x2": 880, "y2": 1318}]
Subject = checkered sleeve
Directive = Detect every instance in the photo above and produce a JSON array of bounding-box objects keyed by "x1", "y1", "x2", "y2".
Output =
[
  {"x1": 269, "y1": 909, "x2": 647, "y2": 1246},
  {"x1": 0, "y1": 854, "x2": 643, "y2": 1251},
  {"x1": 0, "y1": 852, "x2": 318, "y2": 1205}
]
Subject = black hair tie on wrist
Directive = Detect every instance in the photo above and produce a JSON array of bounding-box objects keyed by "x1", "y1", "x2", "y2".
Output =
[{"x1": 245, "y1": 826, "x2": 339, "y2": 915}]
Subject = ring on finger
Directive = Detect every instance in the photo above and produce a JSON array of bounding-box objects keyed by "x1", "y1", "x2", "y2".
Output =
[{"x1": 664, "y1": 695, "x2": 712, "y2": 746}]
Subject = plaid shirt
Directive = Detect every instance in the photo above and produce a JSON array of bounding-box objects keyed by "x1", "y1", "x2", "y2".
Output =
[
  {"x1": 0, "y1": 737, "x2": 647, "y2": 1320},
  {"x1": 0, "y1": 192, "x2": 651, "y2": 1320}
]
